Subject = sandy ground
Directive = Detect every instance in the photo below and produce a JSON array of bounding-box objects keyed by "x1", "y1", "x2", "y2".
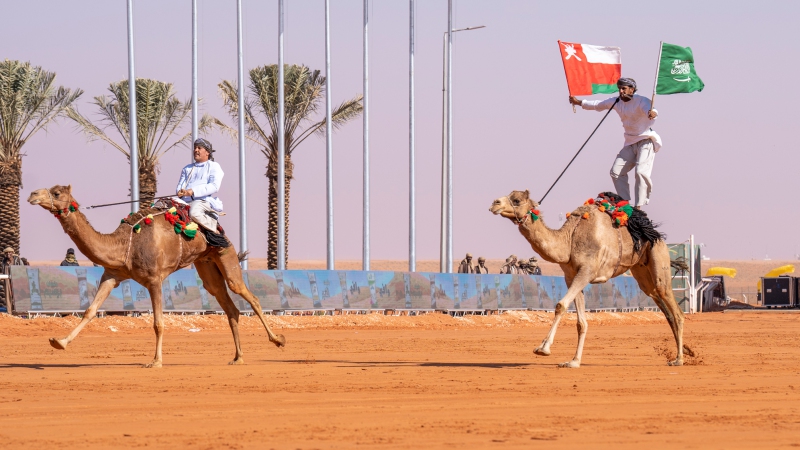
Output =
[{"x1": 1, "y1": 311, "x2": 799, "y2": 449}]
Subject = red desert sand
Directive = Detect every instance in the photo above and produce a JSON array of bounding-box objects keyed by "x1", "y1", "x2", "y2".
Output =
[{"x1": 1, "y1": 310, "x2": 799, "y2": 449}]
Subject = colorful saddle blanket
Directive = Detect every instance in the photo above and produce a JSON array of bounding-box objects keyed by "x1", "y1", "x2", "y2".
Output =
[{"x1": 584, "y1": 193, "x2": 634, "y2": 227}]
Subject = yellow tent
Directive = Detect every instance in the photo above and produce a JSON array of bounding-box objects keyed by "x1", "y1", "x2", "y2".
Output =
[
  {"x1": 757, "y1": 264, "x2": 794, "y2": 291},
  {"x1": 706, "y1": 267, "x2": 736, "y2": 278}
]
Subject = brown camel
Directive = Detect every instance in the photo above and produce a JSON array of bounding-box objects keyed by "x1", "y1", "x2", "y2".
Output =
[
  {"x1": 27, "y1": 185, "x2": 285, "y2": 368},
  {"x1": 490, "y1": 190, "x2": 689, "y2": 368}
]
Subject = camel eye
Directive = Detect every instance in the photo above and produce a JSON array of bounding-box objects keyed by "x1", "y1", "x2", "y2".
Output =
[
  {"x1": 54, "y1": 192, "x2": 60, "y2": 198},
  {"x1": 512, "y1": 200, "x2": 519, "y2": 205}
]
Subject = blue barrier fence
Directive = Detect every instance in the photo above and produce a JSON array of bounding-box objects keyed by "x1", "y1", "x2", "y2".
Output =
[{"x1": 8, "y1": 266, "x2": 667, "y2": 314}]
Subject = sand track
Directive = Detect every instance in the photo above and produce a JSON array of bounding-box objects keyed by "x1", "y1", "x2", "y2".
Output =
[{"x1": 1, "y1": 311, "x2": 798, "y2": 449}]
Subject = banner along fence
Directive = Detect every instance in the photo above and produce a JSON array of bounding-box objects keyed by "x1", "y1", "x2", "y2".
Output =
[{"x1": 7, "y1": 266, "x2": 682, "y2": 315}]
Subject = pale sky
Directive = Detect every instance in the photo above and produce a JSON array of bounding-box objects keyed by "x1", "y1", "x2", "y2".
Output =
[{"x1": 4, "y1": 1, "x2": 798, "y2": 263}]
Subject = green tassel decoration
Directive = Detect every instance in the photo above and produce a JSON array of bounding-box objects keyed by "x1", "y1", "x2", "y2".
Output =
[{"x1": 183, "y1": 229, "x2": 197, "y2": 238}]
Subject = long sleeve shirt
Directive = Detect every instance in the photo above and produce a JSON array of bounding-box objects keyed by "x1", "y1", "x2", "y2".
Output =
[
  {"x1": 175, "y1": 160, "x2": 224, "y2": 211},
  {"x1": 581, "y1": 94, "x2": 662, "y2": 152}
]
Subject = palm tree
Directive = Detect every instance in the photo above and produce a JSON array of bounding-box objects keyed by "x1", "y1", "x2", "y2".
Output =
[
  {"x1": 218, "y1": 64, "x2": 362, "y2": 269},
  {"x1": 0, "y1": 60, "x2": 83, "y2": 254},
  {"x1": 67, "y1": 78, "x2": 214, "y2": 202}
]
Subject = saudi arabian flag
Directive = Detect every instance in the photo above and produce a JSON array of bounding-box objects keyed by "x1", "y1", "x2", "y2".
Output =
[{"x1": 655, "y1": 42, "x2": 704, "y2": 95}]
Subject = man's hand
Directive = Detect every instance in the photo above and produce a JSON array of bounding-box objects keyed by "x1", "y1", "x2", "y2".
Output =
[
  {"x1": 176, "y1": 189, "x2": 194, "y2": 198},
  {"x1": 648, "y1": 109, "x2": 657, "y2": 120},
  {"x1": 569, "y1": 96, "x2": 582, "y2": 106}
]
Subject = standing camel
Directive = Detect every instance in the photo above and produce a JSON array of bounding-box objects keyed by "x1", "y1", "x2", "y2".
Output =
[
  {"x1": 490, "y1": 190, "x2": 690, "y2": 368},
  {"x1": 27, "y1": 185, "x2": 285, "y2": 367}
]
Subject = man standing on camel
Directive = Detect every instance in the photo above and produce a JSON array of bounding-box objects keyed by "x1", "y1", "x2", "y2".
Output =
[
  {"x1": 176, "y1": 138, "x2": 228, "y2": 246},
  {"x1": 569, "y1": 78, "x2": 660, "y2": 212}
]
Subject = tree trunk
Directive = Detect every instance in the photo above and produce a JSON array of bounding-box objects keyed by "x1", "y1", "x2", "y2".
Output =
[
  {"x1": 0, "y1": 158, "x2": 22, "y2": 255},
  {"x1": 138, "y1": 159, "x2": 158, "y2": 205},
  {"x1": 266, "y1": 153, "x2": 293, "y2": 270}
]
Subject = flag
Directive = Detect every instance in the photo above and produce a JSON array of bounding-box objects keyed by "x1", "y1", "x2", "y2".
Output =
[
  {"x1": 655, "y1": 42, "x2": 704, "y2": 95},
  {"x1": 558, "y1": 41, "x2": 621, "y2": 96}
]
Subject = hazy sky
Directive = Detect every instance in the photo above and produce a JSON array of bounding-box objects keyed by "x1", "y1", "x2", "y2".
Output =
[{"x1": 4, "y1": 1, "x2": 798, "y2": 263}]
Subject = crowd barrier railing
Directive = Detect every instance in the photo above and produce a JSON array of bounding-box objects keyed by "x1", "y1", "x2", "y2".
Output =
[{"x1": 8, "y1": 266, "x2": 675, "y2": 315}]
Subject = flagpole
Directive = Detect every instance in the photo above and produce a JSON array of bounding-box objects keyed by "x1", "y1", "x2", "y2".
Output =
[
  {"x1": 650, "y1": 41, "x2": 663, "y2": 112},
  {"x1": 557, "y1": 41, "x2": 576, "y2": 113}
]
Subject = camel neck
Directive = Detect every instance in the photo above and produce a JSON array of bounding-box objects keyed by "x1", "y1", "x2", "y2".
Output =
[
  {"x1": 57, "y1": 210, "x2": 129, "y2": 268},
  {"x1": 518, "y1": 216, "x2": 573, "y2": 265}
]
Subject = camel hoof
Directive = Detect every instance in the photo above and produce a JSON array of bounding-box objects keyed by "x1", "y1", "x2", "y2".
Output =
[
  {"x1": 533, "y1": 347, "x2": 550, "y2": 356},
  {"x1": 228, "y1": 358, "x2": 245, "y2": 365},
  {"x1": 49, "y1": 338, "x2": 68, "y2": 350},
  {"x1": 271, "y1": 334, "x2": 286, "y2": 348},
  {"x1": 558, "y1": 360, "x2": 581, "y2": 368},
  {"x1": 683, "y1": 345, "x2": 696, "y2": 357},
  {"x1": 142, "y1": 361, "x2": 163, "y2": 368},
  {"x1": 668, "y1": 359, "x2": 683, "y2": 366}
]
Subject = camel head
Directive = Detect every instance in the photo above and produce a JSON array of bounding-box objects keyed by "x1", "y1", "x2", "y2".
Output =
[
  {"x1": 490, "y1": 190, "x2": 539, "y2": 221},
  {"x1": 28, "y1": 185, "x2": 75, "y2": 214}
]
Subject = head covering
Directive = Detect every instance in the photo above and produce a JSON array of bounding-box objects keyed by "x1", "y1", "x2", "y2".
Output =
[
  {"x1": 617, "y1": 77, "x2": 637, "y2": 92},
  {"x1": 66, "y1": 248, "x2": 75, "y2": 255},
  {"x1": 478, "y1": 257, "x2": 485, "y2": 262},
  {"x1": 3, "y1": 247, "x2": 13, "y2": 253},
  {"x1": 466, "y1": 253, "x2": 472, "y2": 258},
  {"x1": 193, "y1": 138, "x2": 214, "y2": 153},
  {"x1": 530, "y1": 256, "x2": 538, "y2": 261}
]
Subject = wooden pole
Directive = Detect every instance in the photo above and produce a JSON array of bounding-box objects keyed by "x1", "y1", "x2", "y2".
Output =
[{"x1": 650, "y1": 41, "x2": 663, "y2": 112}]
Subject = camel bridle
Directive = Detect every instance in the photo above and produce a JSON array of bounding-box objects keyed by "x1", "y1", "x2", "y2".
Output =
[
  {"x1": 48, "y1": 189, "x2": 77, "y2": 219},
  {"x1": 505, "y1": 196, "x2": 532, "y2": 226}
]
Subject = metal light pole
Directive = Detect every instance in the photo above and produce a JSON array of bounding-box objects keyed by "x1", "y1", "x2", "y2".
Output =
[
  {"x1": 236, "y1": 0, "x2": 248, "y2": 269},
  {"x1": 439, "y1": 23, "x2": 486, "y2": 272},
  {"x1": 126, "y1": 0, "x2": 139, "y2": 213},
  {"x1": 325, "y1": 0, "x2": 334, "y2": 270},
  {"x1": 191, "y1": 0, "x2": 198, "y2": 161},
  {"x1": 362, "y1": 0, "x2": 370, "y2": 271},
  {"x1": 277, "y1": 0, "x2": 286, "y2": 270},
  {"x1": 408, "y1": 0, "x2": 416, "y2": 272},
  {"x1": 446, "y1": 0, "x2": 452, "y2": 274}
]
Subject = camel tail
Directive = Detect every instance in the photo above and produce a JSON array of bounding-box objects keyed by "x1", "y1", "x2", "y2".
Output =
[
  {"x1": 237, "y1": 250, "x2": 250, "y2": 263},
  {"x1": 670, "y1": 257, "x2": 689, "y2": 273}
]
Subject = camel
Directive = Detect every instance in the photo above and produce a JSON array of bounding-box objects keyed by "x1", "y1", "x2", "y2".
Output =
[
  {"x1": 490, "y1": 190, "x2": 689, "y2": 368},
  {"x1": 27, "y1": 185, "x2": 285, "y2": 368}
]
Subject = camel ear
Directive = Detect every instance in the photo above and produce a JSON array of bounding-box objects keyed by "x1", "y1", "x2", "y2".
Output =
[
  {"x1": 523, "y1": 190, "x2": 530, "y2": 199},
  {"x1": 66, "y1": 185, "x2": 72, "y2": 194}
]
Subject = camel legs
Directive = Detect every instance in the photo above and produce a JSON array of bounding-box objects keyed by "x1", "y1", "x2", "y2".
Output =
[
  {"x1": 195, "y1": 260, "x2": 246, "y2": 364},
  {"x1": 49, "y1": 275, "x2": 120, "y2": 350},
  {"x1": 534, "y1": 269, "x2": 592, "y2": 368},
  {"x1": 211, "y1": 248, "x2": 286, "y2": 348},
  {"x1": 143, "y1": 279, "x2": 165, "y2": 368},
  {"x1": 630, "y1": 248, "x2": 685, "y2": 366}
]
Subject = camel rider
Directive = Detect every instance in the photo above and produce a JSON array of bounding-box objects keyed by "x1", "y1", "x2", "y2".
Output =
[
  {"x1": 176, "y1": 138, "x2": 226, "y2": 242},
  {"x1": 569, "y1": 77, "x2": 660, "y2": 211}
]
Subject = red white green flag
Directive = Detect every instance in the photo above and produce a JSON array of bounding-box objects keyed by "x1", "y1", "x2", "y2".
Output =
[{"x1": 558, "y1": 41, "x2": 621, "y2": 96}]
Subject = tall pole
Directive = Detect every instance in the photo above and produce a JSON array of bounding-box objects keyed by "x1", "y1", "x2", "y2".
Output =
[
  {"x1": 325, "y1": 0, "x2": 334, "y2": 270},
  {"x1": 438, "y1": 25, "x2": 485, "y2": 273},
  {"x1": 439, "y1": 33, "x2": 447, "y2": 273},
  {"x1": 191, "y1": 0, "x2": 198, "y2": 160},
  {"x1": 236, "y1": 0, "x2": 248, "y2": 269},
  {"x1": 362, "y1": 0, "x2": 370, "y2": 271},
  {"x1": 277, "y1": 0, "x2": 286, "y2": 270},
  {"x1": 446, "y1": 0, "x2": 453, "y2": 273},
  {"x1": 126, "y1": 0, "x2": 139, "y2": 213},
  {"x1": 408, "y1": 0, "x2": 416, "y2": 272}
]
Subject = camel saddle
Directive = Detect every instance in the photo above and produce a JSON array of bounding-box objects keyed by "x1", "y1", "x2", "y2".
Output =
[{"x1": 167, "y1": 199, "x2": 230, "y2": 248}]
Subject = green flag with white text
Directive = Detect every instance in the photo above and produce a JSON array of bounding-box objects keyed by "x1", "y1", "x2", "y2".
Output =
[{"x1": 655, "y1": 42, "x2": 704, "y2": 95}]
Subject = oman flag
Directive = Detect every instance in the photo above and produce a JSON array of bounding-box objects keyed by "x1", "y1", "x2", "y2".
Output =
[{"x1": 558, "y1": 41, "x2": 621, "y2": 96}]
